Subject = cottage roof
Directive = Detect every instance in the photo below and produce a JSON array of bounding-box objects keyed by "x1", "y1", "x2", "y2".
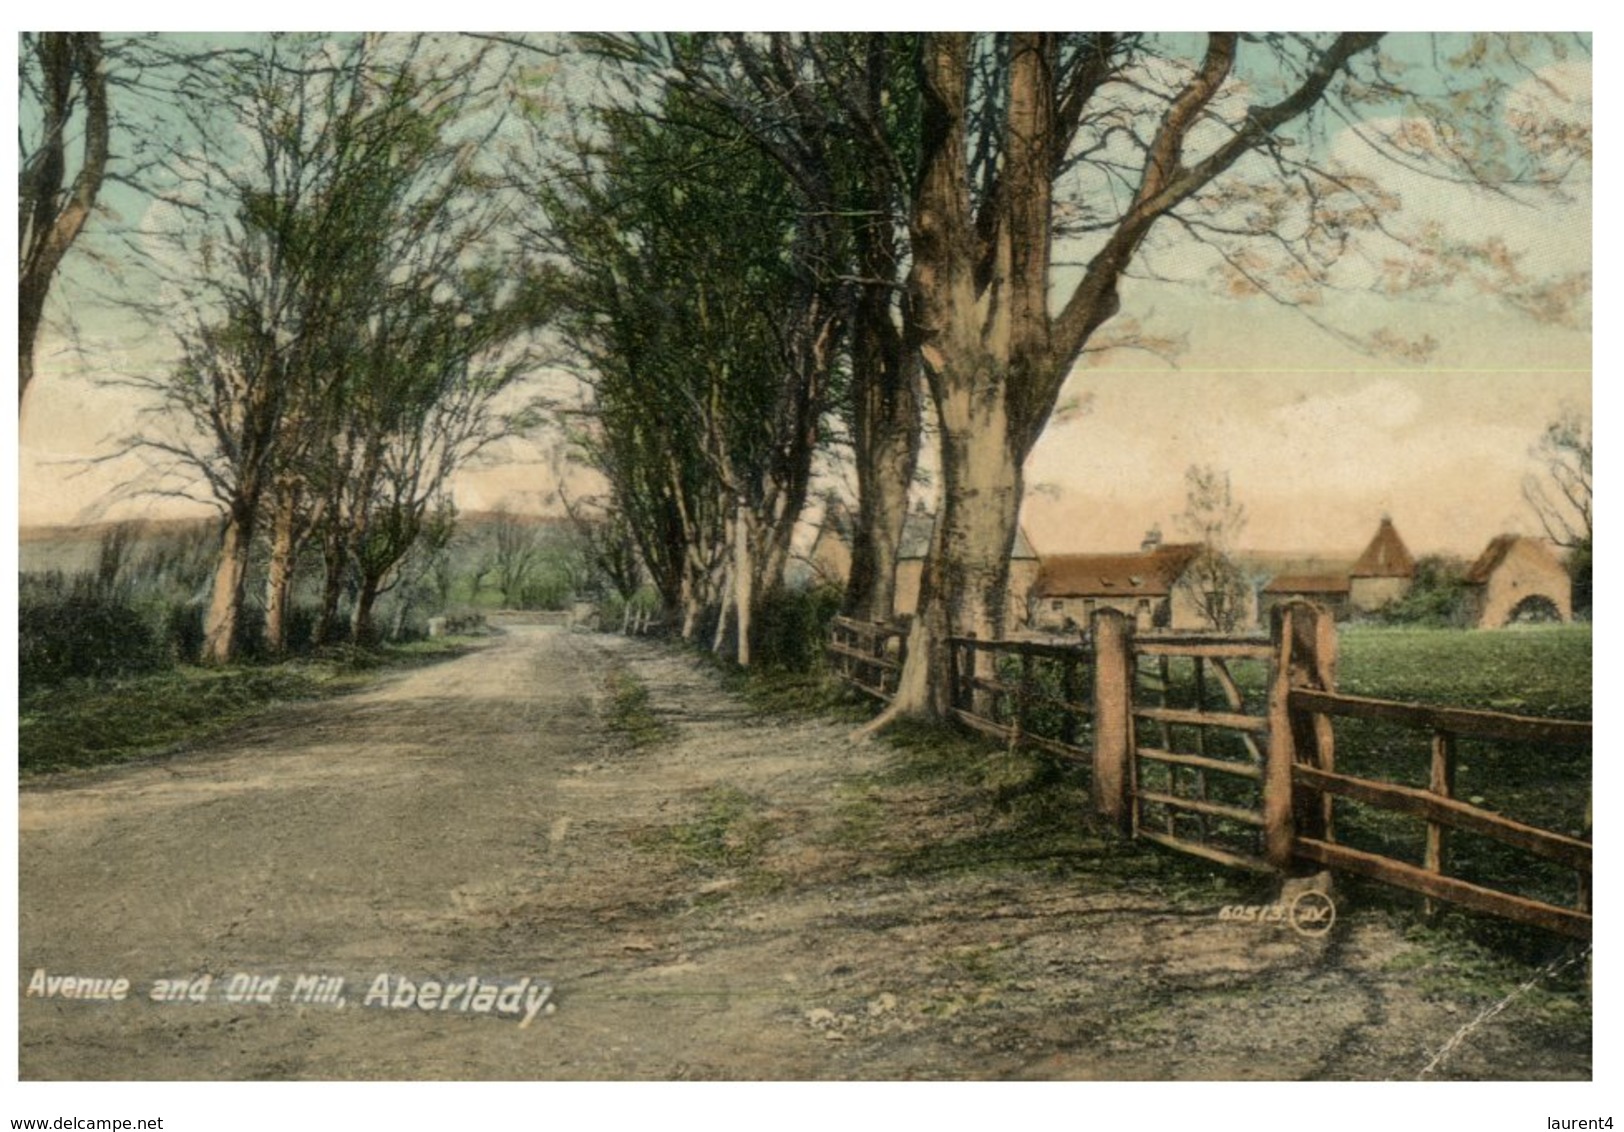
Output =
[
  {"x1": 1035, "y1": 543, "x2": 1203, "y2": 599},
  {"x1": 1262, "y1": 573, "x2": 1351, "y2": 596},
  {"x1": 1464, "y1": 535, "x2": 1560, "y2": 585},
  {"x1": 1350, "y1": 517, "x2": 1416, "y2": 578}
]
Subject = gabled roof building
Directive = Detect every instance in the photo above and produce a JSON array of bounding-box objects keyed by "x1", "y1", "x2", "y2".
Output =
[{"x1": 1463, "y1": 535, "x2": 1571, "y2": 626}]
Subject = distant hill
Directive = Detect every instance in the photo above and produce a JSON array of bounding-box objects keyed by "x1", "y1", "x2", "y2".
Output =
[
  {"x1": 19, "y1": 516, "x2": 220, "y2": 574},
  {"x1": 18, "y1": 510, "x2": 573, "y2": 575}
]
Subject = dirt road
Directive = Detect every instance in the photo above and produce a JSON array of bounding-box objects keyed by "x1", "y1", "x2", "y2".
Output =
[{"x1": 18, "y1": 622, "x2": 1590, "y2": 1080}]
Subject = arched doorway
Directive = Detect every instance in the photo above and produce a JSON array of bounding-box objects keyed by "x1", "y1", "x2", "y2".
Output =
[{"x1": 1505, "y1": 594, "x2": 1563, "y2": 625}]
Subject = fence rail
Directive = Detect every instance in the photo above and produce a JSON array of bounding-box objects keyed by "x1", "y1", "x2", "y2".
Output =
[
  {"x1": 1127, "y1": 627, "x2": 1276, "y2": 870},
  {"x1": 830, "y1": 601, "x2": 1591, "y2": 939},
  {"x1": 827, "y1": 616, "x2": 907, "y2": 702},
  {"x1": 1287, "y1": 678, "x2": 1591, "y2": 939},
  {"x1": 947, "y1": 633, "x2": 1094, "y2": 762}
]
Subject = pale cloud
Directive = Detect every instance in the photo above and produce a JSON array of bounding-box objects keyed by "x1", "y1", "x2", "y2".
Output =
[{"x1": 1269, "y1": 379, "x2": 1424, "y2": 435}]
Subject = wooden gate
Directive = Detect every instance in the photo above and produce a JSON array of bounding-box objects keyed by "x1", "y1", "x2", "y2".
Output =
[{"x1": 1119, "y1": 623, "x2": 1277, "y2": 872}]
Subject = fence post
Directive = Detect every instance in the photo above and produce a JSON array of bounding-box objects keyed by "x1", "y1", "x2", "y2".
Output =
[
  {"x1": 1579, "y1": 791, "x2": 1592, "y2": 917},
  {"x1": 947, "y1": 631, "x2": 963, "y2": 717},
  {"x1": 889, "y1": 621, "x2": 907, "y2": 701},
  {"x1": 1424, "y1": 729, "x2": 1457, "y2": 921},
  {"x1": 1288, "y1": 602, "x2": 1338, "y2": 842},
  {"x1": 1013, "y1": 648, "x2": 1034, "y2": 748},
  {"x1": 1264, "y1": 604, "x2": 1298, "y2": 870},
  {"x1": 872, "y1": 620, "x2": 892, "y2": 697},
  {"x1": 963, "y1": 631, "x2": 980, "y2": 718},
  {"x1": 1091, "y1": 608, "x2": 1133, "y2": 834},
  {"x1": 1266, "y1": 601, "x2": 1338, "y2": 871}
]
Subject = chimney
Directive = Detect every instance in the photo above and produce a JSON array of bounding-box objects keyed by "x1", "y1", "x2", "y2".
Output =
[{"x1": 1141, "y1": 525, "x2": 1163, "y2": 552}]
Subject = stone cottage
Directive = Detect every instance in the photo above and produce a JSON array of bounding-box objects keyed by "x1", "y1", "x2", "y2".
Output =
[{"x1": 1463, "y1": 535, "x2": 1572, "y2": 626}]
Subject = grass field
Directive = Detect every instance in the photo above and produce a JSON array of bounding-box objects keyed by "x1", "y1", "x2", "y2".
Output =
[
  {"x1": 1323, "y1": 624, "x2": 1591, "y2": 932},
  {"x1": 1337, "y1": 622, "x2": 1591, "y2": 720}
]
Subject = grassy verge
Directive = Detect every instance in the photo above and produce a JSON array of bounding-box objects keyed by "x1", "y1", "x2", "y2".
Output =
[
  {"x1": 18, "y1": 638, "x2": 481, "y2": 776},
  {"x1": 715, "y1": 661, "x2": 875, "y2": 723},
  {"x1": 844, "y1": 718, "x2": 1256, "y2": 904},
  {"x1": 601, "y1": 663, "x2": 676, "y2": 749}
]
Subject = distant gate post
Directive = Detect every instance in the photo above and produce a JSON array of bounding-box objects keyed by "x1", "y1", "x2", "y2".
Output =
[{"x1": 1091, "y1": 608, "x2": 1133, "y2": 834}]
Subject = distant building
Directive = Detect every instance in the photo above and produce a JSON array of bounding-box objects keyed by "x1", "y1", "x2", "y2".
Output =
[
  {"x1": 808, "y1": 500, "x2": 1040, "y2": 622},
  {"x1": 1260, "y1": 571, "x2": 1352, "y2": 620},
  {"x1": 1258, "y1": 516, "x2": 1416, "y2": 621},
  {"x1": 1031, "y1": 531, "x2": 1215, "y2": 633},
  {"x1": 1463, "y1": 535, "x2": 1572, "y2": 627},
  {"x1": 1347, "y1": 515, "x2": 1417, "y2": 613}
]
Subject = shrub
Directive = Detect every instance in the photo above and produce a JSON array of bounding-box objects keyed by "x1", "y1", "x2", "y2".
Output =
[
  {"x1": 164, "y1": 602, "x2": 207, "y2": 664},
  {"x1": 19, "y1": 594, "x2": 169, "y2": 692},
  {"x1": 1372, "y1": 554, "x2": 1472, "y2": 627},
  {"x1": 751, "y1": 584, "x2": 844, "y2": 672}
]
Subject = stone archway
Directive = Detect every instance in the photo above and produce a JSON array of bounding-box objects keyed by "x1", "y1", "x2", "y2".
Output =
[{"x1": 1505, "y1": 594, "x2": 1563, "y2": 625}]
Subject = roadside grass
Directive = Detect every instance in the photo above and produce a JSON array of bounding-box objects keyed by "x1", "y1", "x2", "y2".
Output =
[
  {"x1": 18, "y1": 638, "x2": 482, "y2": 776},
  {"x1": 1379, "y1": 915, "x2": 1592, "y2": 1015},
  {"x1": 601, "y1": 663, "x2": 677, "y2": 749},
  {"x1": 636, "y1": 784, "x2": 785, "y2": 897},
  {"x1": 831, "y1": 718, "x2": 1256, "y2": 907},
  {"x1": 699, "y1": 648, "x2": 875, "y2": 723}
]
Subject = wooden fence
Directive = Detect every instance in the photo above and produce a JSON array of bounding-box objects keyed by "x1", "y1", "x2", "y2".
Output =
[
  {"x1": 834, "y1": 601, "x2": 1592, "y2": 939},
  {"x1": 947, "y1": 633, "x2": 1095, "y2": 762},
  {"x1": 827, "y1": 616, "x2": 908, "y2": 702}
]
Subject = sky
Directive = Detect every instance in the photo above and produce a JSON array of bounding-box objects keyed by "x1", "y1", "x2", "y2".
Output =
[{"x1": 14, "y1": 32, "x2": 1594, "y2": 566}]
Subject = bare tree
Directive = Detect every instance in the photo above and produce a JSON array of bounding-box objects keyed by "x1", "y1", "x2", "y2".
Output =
[
  {"x1": 1174, "y1": 465, "x2": 1250, "y2": 632},
  {"x1": 1524, "y1": 410, "x2": 1592, "y2": 553},
  {"x1": 535, "y1": 87, "x2": 838, "y2": 662},
  {"x1": 583, "y1": 33, "x2": 926, "y2": 625},
  {"x1": 489, "y1": 506, "x2": 541, "y2": 608},
  {"x1": 118, "y1": 34, "x2": 539, "y2": 661},
  {"x1": 19, "y1": 32, "x2": 109, "y2": 412},
  {"x1": 1524, "y1": 408, "x2": 1592, "y2": 612}
]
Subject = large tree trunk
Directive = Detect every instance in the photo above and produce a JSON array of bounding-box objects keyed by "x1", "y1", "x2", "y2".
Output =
[
  {"x1": 313, "y1": 529, "x2": 348, "y2": 647},
  {"x1": 845, "y1": 366, "x2": 917, "y2": 622},
  {"x1": 710, "y1": 555, "x2": 734, "y2": 655},
  {"x1": 886, "y1": 376, "x2": 1024, "y2": 718},
  {"x1": 843, "y1": 118, "x2": 921, "y2": 624},
  {"x1": 869, "y1": 34, "x2": 1044, "y2": 724},
  {"x1": 202, "y1": 507, "x2": 257, "y2": 665},
  {"x1": 733, "y1": 501, "x2": 753, "y2": 667},
  {"x1": 262, "y1": 485, "x2": 301, "y2": 654},
  {"x1": 351, "y1": 574, "x2": 383, "y2": 647}
]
